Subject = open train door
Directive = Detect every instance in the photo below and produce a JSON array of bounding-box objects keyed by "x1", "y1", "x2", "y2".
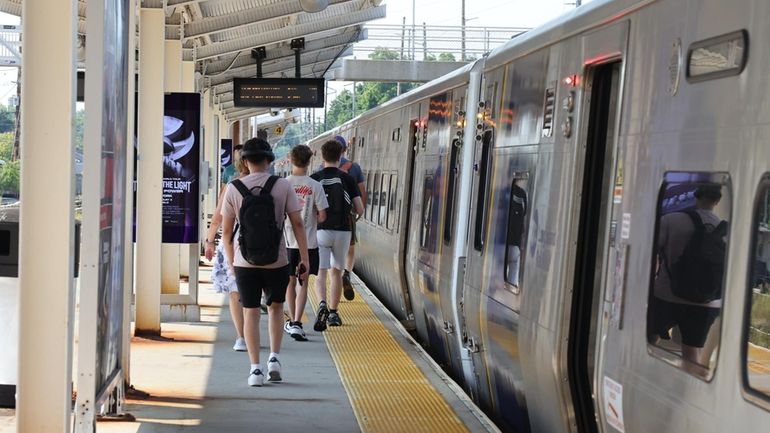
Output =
[{"x1": 562, "y1": 21, "x2": 628, "y2": 433}]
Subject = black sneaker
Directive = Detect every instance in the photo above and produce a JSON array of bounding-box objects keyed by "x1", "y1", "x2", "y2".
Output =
[
  {"x1": 342, "y1": 270, "x2": 355, "y2": 301},
  {"x1": 328, "y1": 311, "x2": 342, "y2": 327},
  {"x1": 314, "y1": 302, "x2": 329, "y2": 332}
]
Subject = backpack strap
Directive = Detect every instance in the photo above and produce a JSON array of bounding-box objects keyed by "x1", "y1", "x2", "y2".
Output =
[
  {"x1": 260, "y1": 175, "x2": 279, "y2": 196},
  {"x1": 231, "y1": 179, "x2": 252, "y2": 198},
  {"x1": 684, "y1": 209, "x2": 706, "y2": 232},
  {"x1": 340, "y1": 161, "x2": 353, "y2": 173}
]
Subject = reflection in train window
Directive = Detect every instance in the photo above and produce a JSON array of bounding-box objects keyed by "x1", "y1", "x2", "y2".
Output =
[
  {"x1": 388, "y1": 174, "x2": 398, "y2": 231},
  {"x1": 379, "y1": 174, "x2": 389, "y2": 225},
  {"x1": 444, "y1": 139, "x2": 461, "y2": 245},
  {"x1": 746, "y1": 178, "x2": 770, "y2": 402},
  {"x1": 473, "y1": 130, "x2": 494, "y2": 252},
  {"x1": 364, "y1": 171, "x2": 371, "y2": 221},
  {"x1": 504, "y1": 173, "x2": 530, "y2": 294},
  {"x1": 371, "y1": 172, "x2": 381, "y2": 222},
  {"x1": 420, "y1": 175, "x2": 434, "y2": 250},
  {"x1": 646, "y1": 172, "x2": 730, "y2": 377}
]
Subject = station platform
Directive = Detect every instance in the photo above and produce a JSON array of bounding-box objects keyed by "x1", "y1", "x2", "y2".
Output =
[{"x1": 0, "y1": 267, "x2": 498, "y2": 433}]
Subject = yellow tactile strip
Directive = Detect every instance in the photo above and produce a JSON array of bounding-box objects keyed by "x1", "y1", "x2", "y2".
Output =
[{"x1": 309, "y1": 276, "x2": 471, "y2": 433}]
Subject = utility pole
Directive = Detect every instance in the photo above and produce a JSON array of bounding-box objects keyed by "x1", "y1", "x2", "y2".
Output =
[
  {"x1": 411, "y1": 0, "x2": 416, "y2": 60},
  {"x1": 398, "y1": 16, "x2": 406, "y2": 95},
  {"x1": 423, "y1": 22, "x2": 427, "y2": 60},
  {"x1": 352, "y1": 82, "x2": 357, "y2": 117},
  {"x1": 461, "y1": 0, "x2": 466, "y2": 61}
]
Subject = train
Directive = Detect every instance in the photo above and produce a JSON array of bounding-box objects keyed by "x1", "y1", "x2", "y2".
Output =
[{"x1": 285, "y1": 0, "x2": 770, "y2": 431}]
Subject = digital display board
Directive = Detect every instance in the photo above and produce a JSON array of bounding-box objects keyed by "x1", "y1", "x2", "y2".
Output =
[{"x1": 233, "y1": 77, "x2": 325, "y2": 108}]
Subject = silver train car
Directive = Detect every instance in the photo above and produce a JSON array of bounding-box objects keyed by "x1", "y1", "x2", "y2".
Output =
[{"x1": 303, "y1": 0, "x2": 770, "y2": 431}]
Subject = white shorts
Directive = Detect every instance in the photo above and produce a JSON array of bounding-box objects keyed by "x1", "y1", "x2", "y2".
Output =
[{"x1": 317, "y1": 230, "x2": 352, "y2": 270}]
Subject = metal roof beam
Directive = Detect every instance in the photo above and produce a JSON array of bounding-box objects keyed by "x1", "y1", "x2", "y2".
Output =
[
  {"x1": 208, "y1": 46, "x2": 352, "y2": 87},
  {"x1": 195, "y1": 5, "x2": 384, "y2": 61},
  {"x1": 184, "y1": 0, "x2": 353, "y2": 40},
  {"x1": 203, "y1": 28, "x2": 364, "y2": 74}
]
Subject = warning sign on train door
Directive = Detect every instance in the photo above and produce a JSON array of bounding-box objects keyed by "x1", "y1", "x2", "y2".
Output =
[{"x1": 603, "y1": 376, "x2": 625, "y2": 432}]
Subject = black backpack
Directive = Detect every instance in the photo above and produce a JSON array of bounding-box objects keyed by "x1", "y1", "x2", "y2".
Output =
[
  {"x1": 317, "y1": 173, "x2": 352, "y2": 230},
  {"x1": 667, "y1": 210, "x2": 728, "y2": 303},
  {"x1": 232, "y1": 176, "x2": 282, "y2": 266}
]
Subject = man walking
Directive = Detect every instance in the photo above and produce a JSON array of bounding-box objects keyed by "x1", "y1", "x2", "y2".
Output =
[
  {"x1": 311, "y1": 139, "x2": 364, "y2": 330},
  {"x1": 333, "y1": 135, "x2": 366, "y2": 300},
  {"x1": 221, "y1": 137, "x2": 310, "y2": 387}
]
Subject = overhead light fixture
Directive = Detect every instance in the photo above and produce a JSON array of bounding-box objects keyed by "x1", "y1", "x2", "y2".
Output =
[{"x1": 299, "y1": 0, "x2": 329, "y2": 13}]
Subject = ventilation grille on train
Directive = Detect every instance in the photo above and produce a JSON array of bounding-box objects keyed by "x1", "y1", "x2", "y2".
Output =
[{"x1": 542, "y1": 86, "x2": 556, "y2": 137}]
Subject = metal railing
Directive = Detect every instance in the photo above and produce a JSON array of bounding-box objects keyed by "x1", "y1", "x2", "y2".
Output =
[
  {"x1": 355, "y1": 23, "x2": 529, "y2": 62},
  {"x1": 0, "y1": 24, "x2": 21, "y2": 67}
]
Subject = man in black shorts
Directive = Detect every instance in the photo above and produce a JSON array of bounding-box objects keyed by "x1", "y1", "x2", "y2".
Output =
[{"x1": 221, "y1": 138, "x2": 309, "y2": 387}]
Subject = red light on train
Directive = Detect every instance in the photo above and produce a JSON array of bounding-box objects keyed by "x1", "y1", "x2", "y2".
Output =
[{"x1": 564, "y1": 75, "x2": 580, "y2": 87}]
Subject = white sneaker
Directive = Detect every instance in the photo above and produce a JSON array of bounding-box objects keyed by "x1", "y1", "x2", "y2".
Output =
[
  {"x1": 248, "y1": 369, "x2": 264, "y2": 387},
  {"x1": 283, "y1": 320, "x2": 292, "y2": 335},
  {"x1": 267, "y1": 357, "x2": 282, "y2": 382},
  {"x1": 290, "y1": 323, "x2": 308, "y2": 341},
  {"x1": 233, "y1": 337, "x2": 247, "y2": 352}
]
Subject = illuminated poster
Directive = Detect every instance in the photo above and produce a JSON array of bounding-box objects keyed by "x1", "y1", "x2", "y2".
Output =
[
  {"x1": 95, "y1": 0, "x2": 129, "y2": 397},
  {"x1": 162, "y1": 93, "x2": 200, "y2": 243},
  {"x1": 221, "y1": 138, "x2": 233, "y2": 170}
]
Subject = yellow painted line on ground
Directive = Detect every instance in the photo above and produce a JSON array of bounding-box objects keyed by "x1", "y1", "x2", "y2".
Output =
[{"x1": 309, "y1": 276, "x2": 470, "y2": 433}]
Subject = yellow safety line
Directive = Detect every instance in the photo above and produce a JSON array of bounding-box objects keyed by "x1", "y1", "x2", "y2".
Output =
[{"x1": 308, "y1": 276, "x2": 471, "y2": 433}]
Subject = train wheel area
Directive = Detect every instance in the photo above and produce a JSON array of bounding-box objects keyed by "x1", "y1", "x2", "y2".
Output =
[{"x1": 0, "y1": 264, "x2": 498, "y2": 433}]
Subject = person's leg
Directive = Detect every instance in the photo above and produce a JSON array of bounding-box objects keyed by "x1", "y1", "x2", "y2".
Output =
[
  {"x1": 268, "y1": 302, "x2": 284, "y2": 354},
  {"x1": 228, "y1": 291, "x2": 245, "y2": 338},
  {"x1": 243, "y1": 306, "x2": 261, "y2": 364},
  {"x1": 345, "y1": 243, "x2": 355, "y2": 272},
  {"x1": 315, "y1": 268, "x2": 328, "y2": 303},
  {"x1": 285, "y1": 276, "x2": 297, "y2": 322},
  {"x1": 329, "y1": 267, "x2": 343, "y2": 310}
]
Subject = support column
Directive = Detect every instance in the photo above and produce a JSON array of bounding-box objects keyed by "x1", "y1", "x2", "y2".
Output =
[
  {"x1": 179, "y1": 60, "x2": 195, "y2": 279},
  {"x1": 17, "y1": 0, "x2": 77, "y2": 431},
  {"x1": 161, "y1": 39, "x2": 181, "y2": 295},
  {"x1": 122, "y1": 0, "x2": 138, "y2": 386},
  {"x1": 135, "y1": 7, "x2": 165, "y2": 335}
]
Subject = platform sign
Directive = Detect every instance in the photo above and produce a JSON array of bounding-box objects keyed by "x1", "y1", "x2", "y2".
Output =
[
  {"x1": 162, "y1": 93, "x2": 200, "y2": 243},
  {"x1": 603, "y1": 376, "x2": 625, "y2": 432},
  {"x1": 233, "y1": 77, "x2": 325, "y2": 108}
]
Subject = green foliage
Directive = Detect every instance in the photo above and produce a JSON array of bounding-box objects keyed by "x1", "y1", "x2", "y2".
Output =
[
  {"x1": 369, "y1": 47, "x2": 402, "y2": 61},
  {"x1": 0, "y1": 160, "x2": 20, "y2": 195},
  {"x1": 438, "y1": 52, "x2": 457, "y2": 62},
  {"x1": 0, "y1": 105, "x2": 15, "y2": 133},
  {"x1": 750, "y1": 292, "x2": 770, "y2": 348},
  {"x1": 0, "y1": 132, "x2": 13, "y2": 162},
  {"x1": 74, "y1": 109, "x2": 85, "y2": 151}
]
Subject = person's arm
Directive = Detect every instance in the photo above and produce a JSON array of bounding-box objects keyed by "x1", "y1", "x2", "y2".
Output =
[
  {"x1": 288, "y1": 210, "x2": 310, "y2": 282},
  {"x1": 204, "y1": 183, "x2": 228, "y2": 260},
  {"x1": 357, "y1": 182, "x2": 366, "y2": 208},
  {"x1": 317, "y1": 208, "x2": 327, "y2": 223},
  {"x1": 352, "y1": 196, "x2": 364, "y2": 219}
]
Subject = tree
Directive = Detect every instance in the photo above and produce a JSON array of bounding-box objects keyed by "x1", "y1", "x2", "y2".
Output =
[
  {"x1": 0, "y1": 160, "x2": 20, "y2": 195},
  {"x1": 438, "y1": 53, "x2": 457, "y2": 62},
  {"x1": 369, "y1": 46, "x2": 402, "y2": 61}
]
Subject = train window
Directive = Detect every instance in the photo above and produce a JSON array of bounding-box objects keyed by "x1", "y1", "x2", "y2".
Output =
[
  {"x1": 371, "y1": 172, "x2": 381, "y2": 222},
  {"x1": 420, "y1": 175, "x2": 434, "y2": 250},
  {"x1": 444, "y1": 139, "x2": 461, "y2": 245},
  {"x1": 745, "y1": 177, "x2": 770, "y2": 403},
  {"x1": 687, "y1": 30, "x2": 748, "y2": 83},
  {"x1": 387, "y1": 174, "x2": 398, "y2": 230},
  {"x1": 379, "y1": 174, "x2": 389, "y2": 225},
  {"x1": 473, "y1": 130, "x2": 494, "y2": 252},
  {"x1": 504, "y1": 172, "x2": 531, "y2": 293},
  {"x1": 646, "y1": 172, "x2": 731, "y2": 378},
  {"x1": 364, "y1": 171, "x2": 371, "y2": 221}
]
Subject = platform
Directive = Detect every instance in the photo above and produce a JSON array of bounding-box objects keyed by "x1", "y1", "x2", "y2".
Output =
[{"x1": 0, "y1": 268, "x2": 498, "y2": 433}]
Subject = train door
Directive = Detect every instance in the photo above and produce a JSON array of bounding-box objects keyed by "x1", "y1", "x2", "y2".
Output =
[
  {"x1": 461, "y1": 77, "x2": 500, "y2": 407},
  {"x1": 564, "y1": 23, "x2": 626, "y2": 433},
  {"x1": 402, "y1": 111, "x2": 429, "y2": 342}
]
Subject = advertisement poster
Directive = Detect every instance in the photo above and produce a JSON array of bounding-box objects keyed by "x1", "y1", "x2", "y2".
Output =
[
  {"x1": 162, "y1": 93, "x2": 200, "y2": 243},
  {"x1": 221, "y1": 138, "x2": 233, "y2": 170},
  {"x1": 96, "y1": 0, "x2": 129, "y2": 396}
]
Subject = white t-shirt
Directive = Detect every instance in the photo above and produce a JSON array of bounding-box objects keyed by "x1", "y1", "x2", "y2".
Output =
[{"x1": 284, "y1": 175, "x2": 329, "y2": 249}]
